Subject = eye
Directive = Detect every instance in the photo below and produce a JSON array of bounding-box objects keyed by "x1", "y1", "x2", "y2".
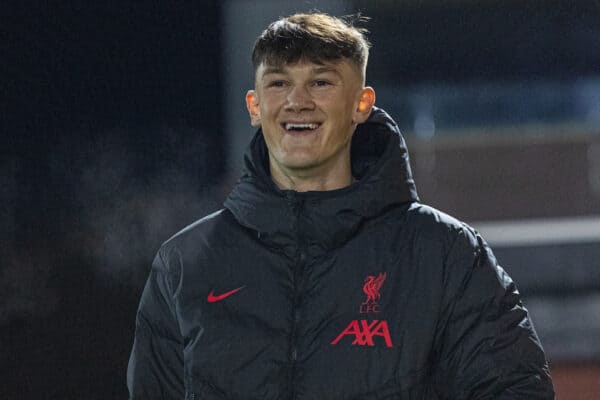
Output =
[
  {"x1": 314, "y1": 80, "x2": 331, "y2": 87},
  {"x1": 268, "y1": 80, "x2": 287, "y2": 88}
]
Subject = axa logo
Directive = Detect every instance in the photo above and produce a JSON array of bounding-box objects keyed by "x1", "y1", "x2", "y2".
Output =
[
  {"x1": 331, "y1": 320, "x2": 393, "y2": 348},
  {"x1": 360, "y1": 272, "x2": 386, "y2": 314}
]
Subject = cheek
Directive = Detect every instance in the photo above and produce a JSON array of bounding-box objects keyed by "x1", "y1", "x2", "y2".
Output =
[
  {"x1": 259, "y1": 93, "x2": 284, "y2": 115},
  {"x1": 329, "y1": 101, "x2": 356, "y2": 128}
]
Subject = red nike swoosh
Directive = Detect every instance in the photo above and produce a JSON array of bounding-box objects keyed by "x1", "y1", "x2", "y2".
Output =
[{"x1": 207, "y1": 286, "x2": 245, "y2": 303}]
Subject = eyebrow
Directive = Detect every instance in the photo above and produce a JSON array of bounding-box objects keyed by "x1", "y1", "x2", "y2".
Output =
[
  {"x1": 260, "y1": 65, "x2": 342, "y2": 80},
  {"x1": 312, "y1": 66, "x2": 340, "y2": 75},
  {"x1": 261, "y1": 67, "x2": 285, "y2": 77}
]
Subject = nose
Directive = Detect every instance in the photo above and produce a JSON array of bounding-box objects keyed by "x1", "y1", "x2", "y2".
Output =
[{"x1": 284, "y1": 85, "x2": 315, "y2": 112}]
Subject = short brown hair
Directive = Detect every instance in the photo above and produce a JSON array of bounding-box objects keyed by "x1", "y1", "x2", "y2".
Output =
[{"x1": 252, "y1": 13, "x2": 371, "y2": 79}]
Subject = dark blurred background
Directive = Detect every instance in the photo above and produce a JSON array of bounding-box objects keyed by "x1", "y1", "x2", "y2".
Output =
[{"x1": 2, "y1": 1, "x2": 599, "y2": 398}]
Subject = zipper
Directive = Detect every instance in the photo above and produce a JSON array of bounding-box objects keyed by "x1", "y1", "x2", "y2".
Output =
[
  {"x1": 289, "y1": 248, "x2": 306, "y2": 400},
  {"x1": 285, "y1": 191, "x2": 307, "y2": 400}
]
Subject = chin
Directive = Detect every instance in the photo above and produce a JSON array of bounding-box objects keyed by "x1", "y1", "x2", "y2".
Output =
[
  {"x1": 277, "y1": 154, "x2": 320, "y2": 170},
  {"x1": 276, "y1": 149, "x2": 314, "y2": 164},
  {"x1": 282, "y1": 160, "x2": 318, "y2": 170}
]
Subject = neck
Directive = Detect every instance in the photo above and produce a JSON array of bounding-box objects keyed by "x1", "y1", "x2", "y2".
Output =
[{"x1": 269, "y1": 156, "x2": 354, "y2": 192}]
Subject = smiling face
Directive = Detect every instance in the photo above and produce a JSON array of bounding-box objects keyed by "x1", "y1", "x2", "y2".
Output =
[{"x1": 246, "y1": 59, "x2": 375, "y2": 190}]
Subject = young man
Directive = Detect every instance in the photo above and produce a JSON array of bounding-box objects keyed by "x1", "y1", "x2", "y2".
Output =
[{"x1": 128, "y1": 13, "x2": 554, "y2": 399}]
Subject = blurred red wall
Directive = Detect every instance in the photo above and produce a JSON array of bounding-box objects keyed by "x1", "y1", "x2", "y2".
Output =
[{"x1": 552, "y1": 362, "x2": 600, "y2": 400}]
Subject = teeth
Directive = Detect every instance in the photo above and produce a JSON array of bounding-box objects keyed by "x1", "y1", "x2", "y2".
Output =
[{"x1": 285, "y1": 123, "x2": 320, "y2": 130}]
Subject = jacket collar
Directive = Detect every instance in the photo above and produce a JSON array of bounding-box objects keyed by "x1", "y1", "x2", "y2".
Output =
[{"x1": 224, "y1": 107, "x2": 418, "y2": 255}]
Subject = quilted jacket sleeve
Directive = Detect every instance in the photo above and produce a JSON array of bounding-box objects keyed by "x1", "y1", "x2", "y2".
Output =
[
  {"x1": 432, "y1": 227, "x2": 555, "y2": 399},
  {"x1": 127, "y1": 249, "x2": 185, "y2": 400}
]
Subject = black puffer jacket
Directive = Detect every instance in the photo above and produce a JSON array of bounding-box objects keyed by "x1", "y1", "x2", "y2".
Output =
[{"x1": 127, "y1": 107, "x2": 554, "y2": 399}]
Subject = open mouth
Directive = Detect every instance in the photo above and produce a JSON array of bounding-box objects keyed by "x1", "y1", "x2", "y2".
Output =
[{"x1": 282, "y1": 122, "x2": 321, "y2": 132}]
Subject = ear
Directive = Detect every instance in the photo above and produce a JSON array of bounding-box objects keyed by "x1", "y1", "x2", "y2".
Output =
[
  {"x1": 353, "y1": 87, "x2": 376, "y2": 124},
  {"x1": 246, "y1": 90, "x2": 261, "y2": 127}
]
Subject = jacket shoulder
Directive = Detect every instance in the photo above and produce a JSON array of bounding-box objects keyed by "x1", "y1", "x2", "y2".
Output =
[
  {"x1": 151, "y1": 208, "x2": 234, "y2": 279},
  {"x1": 163, "y1": 209, "x2": 228, "y2": 248},
  {"x1": 404, "y1": 203, "x2": 478, "y2": 244}
]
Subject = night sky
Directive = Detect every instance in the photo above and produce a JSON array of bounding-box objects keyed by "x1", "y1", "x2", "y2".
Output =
[{"x1": 3, "y1": 4, "x2": 224, "y2": 398}]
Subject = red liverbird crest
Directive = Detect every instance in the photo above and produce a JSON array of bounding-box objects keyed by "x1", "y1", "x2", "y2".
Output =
[
  {"x1": 359, "y1": 272, "x2": 387, "y2": 314},
  {"x1": 362, "y1": 272, "x2": 387, "y2": 305}
]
